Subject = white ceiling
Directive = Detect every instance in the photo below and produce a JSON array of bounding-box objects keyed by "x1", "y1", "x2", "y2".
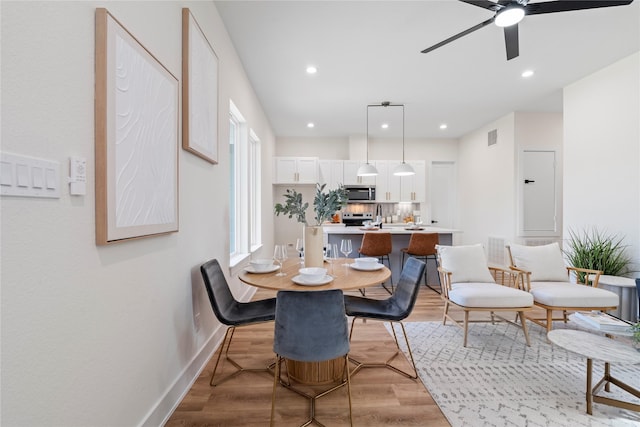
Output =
[{"x1": 215, "y1": 1, "x2": 640, "y2": 139}]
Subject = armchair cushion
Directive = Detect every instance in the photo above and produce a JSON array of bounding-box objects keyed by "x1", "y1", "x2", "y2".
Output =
[
  {"x1": 437, "y1": 244, "x2": 494, "y2": 284},
  {"x1": 449, "y1": 282, "x2": 534, "y2": 308},
  {"x1": 508, "y1": 243, "x2": 568, "y2": 282},
  {"x1": 529, "y1": 281, "x2": 619, "y2": 307}
]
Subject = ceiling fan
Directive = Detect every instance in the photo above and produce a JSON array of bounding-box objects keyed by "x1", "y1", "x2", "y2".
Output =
[{"x1": 421, "y1": 0, "x2": 634, "y2": 60}]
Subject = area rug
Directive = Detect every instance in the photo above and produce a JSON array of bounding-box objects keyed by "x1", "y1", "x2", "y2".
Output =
[{"x1": 387, "y1": 320, "x2": 640, "y2": 427}]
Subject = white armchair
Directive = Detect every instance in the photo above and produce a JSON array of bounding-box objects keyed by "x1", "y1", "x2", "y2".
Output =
[
  {"x1": 507, "y1": 242, "x2": 619, "y2": 332},
  {"x1": 437, "y1": 244, "x2": 534, "y2": 347}
]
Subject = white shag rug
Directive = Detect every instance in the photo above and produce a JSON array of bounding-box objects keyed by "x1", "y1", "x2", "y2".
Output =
[{"x1": 387, "y1": 320, "x2": 640, "y2": 427}]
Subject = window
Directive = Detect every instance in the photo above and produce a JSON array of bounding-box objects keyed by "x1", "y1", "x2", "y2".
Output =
[
  {"x1": 249, "y1": 130, "x2": 262, "y2": 251},
  {"x1": 229, "y1": 101, "x2": 262, "y2": 265}
]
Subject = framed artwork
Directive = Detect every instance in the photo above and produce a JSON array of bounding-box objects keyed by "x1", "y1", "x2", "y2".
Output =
[
  {"x1": 95, "y1": 8, "x2": 179, "y2": 245},
  {"x1": 182, "y1": 8, "x2": 219, "y2": 164}
]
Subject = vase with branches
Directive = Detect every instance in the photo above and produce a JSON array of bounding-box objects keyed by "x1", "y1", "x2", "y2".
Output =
[{"x1": 275, "y1": 183, "x2": 347, "y2": 267}]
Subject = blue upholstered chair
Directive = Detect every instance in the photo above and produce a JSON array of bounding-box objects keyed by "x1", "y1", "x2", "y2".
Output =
[
  {"x1": 344, "y1": 257, "x2": 425, "y2": 379},
  {"x1": 270, "y1": 289, "x2": 353, "y2": 427},
  {"x1": 200, "y1": 259, "x2": 276, "y2": 386}
]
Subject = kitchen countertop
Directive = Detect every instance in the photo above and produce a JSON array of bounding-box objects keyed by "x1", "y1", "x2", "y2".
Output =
[{"x1": 323, "y1": 224, "x2": 460, "y2": 234}]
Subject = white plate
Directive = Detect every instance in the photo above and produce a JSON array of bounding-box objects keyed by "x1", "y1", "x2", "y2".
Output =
[
  {"x1": 350, "y1": 263, "x2": 384, "y2": 271},
  {"x1": 244, "y1": 264, "x2": 280, "y2": 274},
  {"x1": 291, "y1": 274, "x2": 334, "y2": 286}
]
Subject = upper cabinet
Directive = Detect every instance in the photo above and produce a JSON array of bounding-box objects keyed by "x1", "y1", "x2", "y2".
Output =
[
  {"x1": 400, "y1": 161, "x2": 426, "y2": 202},
  {"x1": 274, "y1": 157, "x2": 318, "y2": 184},
  {"x1": 318, "y1": 160, "x2": 344, "y2": 190},
  {"x1": 343, "y1": 161, "x2": 376, "y2": 186},
  {"x1": 374, "y1": 160, "x2": 402, "y2": 202}
]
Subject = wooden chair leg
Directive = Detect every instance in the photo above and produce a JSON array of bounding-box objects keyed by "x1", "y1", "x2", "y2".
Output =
[
  {"x1": 546, "y1": 309, "x2": 553, "y2": 332},
  {"x1": 519, "y1": 311, "x2": 531, "y2": 346},
  {"x1": 463, "y1": 311, "x2": 470, "y2": 347}
]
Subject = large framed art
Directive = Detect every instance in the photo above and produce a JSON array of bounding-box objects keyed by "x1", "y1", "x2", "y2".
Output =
[
  {"x1": 94, "y1": 8, "x2": 179, "y2": 245},
  {"x1": 182, "y1": 8, "x2": 219, "y2": 164}
]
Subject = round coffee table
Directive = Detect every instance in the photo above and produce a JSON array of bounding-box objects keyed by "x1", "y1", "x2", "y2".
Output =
[{"x1": 547, "y1": 329, "x2": 640, "y2": 415}]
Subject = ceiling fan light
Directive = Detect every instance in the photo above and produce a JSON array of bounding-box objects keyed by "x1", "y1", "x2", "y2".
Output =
[
  {"x1": 495, "y1": 6, "x2": 525, "y2": 27},
  {"x1": 357, "y1": 162, "x2": 379, "y2": 177},
  {"x1": 392, "y1": 162, "x2": 415, "y2": 177}
]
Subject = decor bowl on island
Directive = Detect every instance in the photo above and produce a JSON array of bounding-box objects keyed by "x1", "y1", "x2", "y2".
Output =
[
  {"x1": 298, "y1": 267, "x2": 327, "y2": 283},
  {"x1": 250, "y1": 259, "x2": 274, "y2": 272}
]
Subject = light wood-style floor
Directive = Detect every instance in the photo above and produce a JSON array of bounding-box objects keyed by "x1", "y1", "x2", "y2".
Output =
[{"x1": 166, "y1": 281, "x2": 451, "y2": 427}]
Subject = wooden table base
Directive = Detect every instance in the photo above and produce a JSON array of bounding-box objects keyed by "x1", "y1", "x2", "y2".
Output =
[{"x1": 586, "y1": 359, "x2": 640, "y2": 415}]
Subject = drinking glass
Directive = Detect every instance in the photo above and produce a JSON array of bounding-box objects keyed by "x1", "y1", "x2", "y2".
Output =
[
  {"x1": 326, "y1": 243, "x2": 339, "y2": 276},
  {"x1": 273, "y1": 245, "x2": 288, "y2": 276},
  {"x1": 295, "y1": 238, "x2": 304, "y2": 265},
  {"x1": 340, "y1": 239, "x2": 352, "y2": 265}
]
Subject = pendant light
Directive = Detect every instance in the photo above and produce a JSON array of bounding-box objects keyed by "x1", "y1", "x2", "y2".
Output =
[
  {"x1": 356, "y1": 104, "x2": 379, "y2": 177},
  {"x1": 392, "y1": 103, "x2": 415, "y2": 176}
]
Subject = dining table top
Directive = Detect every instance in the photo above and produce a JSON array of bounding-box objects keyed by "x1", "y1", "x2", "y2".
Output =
[{"x1": 239, "y1": 257, "x2": 391, "y2": 291}]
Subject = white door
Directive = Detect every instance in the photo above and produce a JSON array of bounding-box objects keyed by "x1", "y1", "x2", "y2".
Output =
[
  {"x1": 522, "y1": 150, "x2": 556, "y2": 233},
  {"x1": 430, "y1": 161, "x2": 456, "y2": 228}
]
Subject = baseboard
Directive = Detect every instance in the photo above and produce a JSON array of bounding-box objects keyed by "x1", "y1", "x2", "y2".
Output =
[{"x1": 140, "y1": 285, "x2": 258, "y2": 427}]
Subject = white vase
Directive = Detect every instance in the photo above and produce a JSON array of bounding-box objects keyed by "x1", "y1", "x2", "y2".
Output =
[{"x1": 304, "y1": 226, "x2": 324, "y2": 268}]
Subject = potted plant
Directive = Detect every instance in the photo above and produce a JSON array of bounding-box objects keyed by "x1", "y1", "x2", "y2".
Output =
[
  {"x1": 564, "y1": 227, "x2": 631, "y2": 283},
  {"x1": 275, "y1": 183, "x2": 347, "y2": 267}
]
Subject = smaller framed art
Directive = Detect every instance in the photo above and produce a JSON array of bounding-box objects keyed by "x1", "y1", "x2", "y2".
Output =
[
  {"x1": 95, "y1": 8, "x2": 179, "y2": 245},
  {"x1": 182, "y1": 8, "x2": 219, "y2": 164}
]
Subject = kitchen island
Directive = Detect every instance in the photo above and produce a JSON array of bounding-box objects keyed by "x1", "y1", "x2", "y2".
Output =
[{"x1": 324, "y1": 225, "x2": 460, "y2": 288}]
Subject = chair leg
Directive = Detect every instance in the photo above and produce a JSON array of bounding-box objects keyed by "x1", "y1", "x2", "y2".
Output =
[
  {"x1": 386, "y1": 322, "x2": 418, "y2": 379},
  {"x1": 210, "y1": 325, "x2": 271, "y2": 386},
  {"x1": 519, "y1": 311, "x2": 531, "y2": 346},
  {"x1": 546, "y1": 309, "x2": 553, "y2": 332},
  {"x1": 463, "y1": 311, "x2": 470, "y2": 347},
  {"x1": 270, "y1": 355, "x2": 281, "y2": 427},
  {"x1": 210, "y1": 327, "x2": 240, "y2": 386},
  {"x1": 442, "y1": 300, "x2": 450, "y2": 325}
]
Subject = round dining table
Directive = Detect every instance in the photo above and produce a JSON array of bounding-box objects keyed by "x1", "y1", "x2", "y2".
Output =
[{"x1": 239, "y1": 257, "x2": 391, "y2": 291}]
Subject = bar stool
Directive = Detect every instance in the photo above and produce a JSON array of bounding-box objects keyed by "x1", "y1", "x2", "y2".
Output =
[
  {"x1": 400, "y1": 233, "x2": 441, "y2": 293},
  {"x1": 359, "y1": 232, "x2": 393, "y2": 293}
]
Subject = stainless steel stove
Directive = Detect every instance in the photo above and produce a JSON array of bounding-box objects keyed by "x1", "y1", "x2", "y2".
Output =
[{"x1": 341, "y1": 212, "x2": 373, "y2": 227}]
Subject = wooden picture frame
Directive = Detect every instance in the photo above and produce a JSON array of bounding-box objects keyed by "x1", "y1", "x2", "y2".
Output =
[
  {"x1": 95, "y1": 8, "x2": 179, "y2": 245},
  {"x1": 182, "y1": 8, "x2": 219, "y2": 164}
]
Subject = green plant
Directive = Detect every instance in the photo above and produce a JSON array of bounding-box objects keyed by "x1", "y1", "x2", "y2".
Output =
[
  {"x1": 564, "y1": 227, "x2": 631, "y2": 283},
  {"x1": 632, "y1": 322, "x2": 640, "y2": 344},
  {"x1": 274, "y1": 183, "x2": 347, "y2": 226}
]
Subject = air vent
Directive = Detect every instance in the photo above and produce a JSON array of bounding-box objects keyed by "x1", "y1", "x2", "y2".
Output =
[{"x1": 488, "y1": 129, "x2": 497, "y2": 146}]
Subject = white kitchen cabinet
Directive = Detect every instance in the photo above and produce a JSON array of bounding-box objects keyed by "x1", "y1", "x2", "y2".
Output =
[
  {"x1": 274, "y1": 157, "x2": 318, "y2": 184},
  {"x1": 318, "y1": 160, "x2": 344, "y2": 190},
  {"x1": 400, "y1": 160, "x2": 426, "y2": 202},
  {"x1": 374, "y1": 160, "x2": 401, "y2": 202},
  {"x1": 343, "y1": 160, "x2": 376, "y2": 186}
]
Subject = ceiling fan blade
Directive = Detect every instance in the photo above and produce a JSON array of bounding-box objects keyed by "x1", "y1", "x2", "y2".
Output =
[
  {"x1": 459, "y1": 0, "x2": 502, "y2": 12},
  {"x1": 525, "y1": 0, "x2": 633, "y2": 16},
  {"x1": 504, "y1": 24, "x2": 519, "y2": 60},
  {"x1": 421, "y1": 17, "x2": 494, "y2": 54}
]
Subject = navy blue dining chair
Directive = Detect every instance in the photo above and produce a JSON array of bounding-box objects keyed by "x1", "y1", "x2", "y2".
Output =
[
  {"x1": 270, "y1": 289, "x2": 353, "y2": 427},
  {"x1": 200, "y1": 259, "x2": 276, "y2": 386},
  {"x1": 344, "y1": 257, "x2": 425, "y2": 379}
]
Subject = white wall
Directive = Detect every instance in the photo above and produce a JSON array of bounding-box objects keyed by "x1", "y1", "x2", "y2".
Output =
[
  {"x1": 457, "y1": 114, "x2": 517, "y2": 245},
  {"x1": 1, "y1": 1, "x2": 275, "y2": 426},
  {"x1": 563, "y1": 52, "x2": 640, "y2": 276}
]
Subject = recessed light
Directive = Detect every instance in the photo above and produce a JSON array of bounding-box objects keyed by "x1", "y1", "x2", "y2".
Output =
[
  {"x1": 307, "y1": 122, "x2": 315, "y2": 128},
  {"x1": 306, "y1": 66, "x2": 317, "y2": 74},
  {"x1": 439, "y1": 124, "x2": 448, "y2": 130},
  {"x1": 381, "y1": 123, "x2": 389, "y2": 129},
  {"x1": 521, "y1": 69, "x2": 534, "y2": 78}
]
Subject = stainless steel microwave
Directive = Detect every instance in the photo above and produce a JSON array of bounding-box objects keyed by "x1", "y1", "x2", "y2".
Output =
[{"x1": 345, "y1": 185, "x2": 376, "y2": 203}]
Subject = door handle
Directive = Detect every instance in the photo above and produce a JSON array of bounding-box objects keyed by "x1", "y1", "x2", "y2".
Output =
[
  {"x1": 524, "y1": 179, "x2": 535, "y2": 184},
  {"x1": 431, "y1": 220, "x2": 438, "y2": 224}
]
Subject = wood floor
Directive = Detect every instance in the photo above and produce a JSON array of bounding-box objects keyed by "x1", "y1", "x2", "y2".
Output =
[{"x1": 166, "y1": 282, "x2": 451, "y2": 427}]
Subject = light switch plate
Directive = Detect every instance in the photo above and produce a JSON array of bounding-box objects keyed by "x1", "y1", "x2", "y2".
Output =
[{"x1": 0, "y1": 152, "x2": 61, "y2": 198}]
